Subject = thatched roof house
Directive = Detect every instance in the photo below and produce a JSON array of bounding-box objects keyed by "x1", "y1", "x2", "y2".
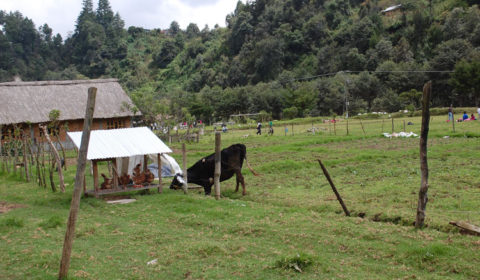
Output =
[{"x1": 0, "y1": 79, "x2": 139, "y2": 145}]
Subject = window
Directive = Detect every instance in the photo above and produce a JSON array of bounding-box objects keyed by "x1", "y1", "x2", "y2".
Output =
[{"x1": 106, "y1": 119, "x2": 125, "y2": 129}]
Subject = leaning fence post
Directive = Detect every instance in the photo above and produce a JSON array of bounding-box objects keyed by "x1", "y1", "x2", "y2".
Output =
[
  {"x1": 317, "y1": 159, "x2": 350, "y2": 216},
  {"x1": 59, "y1": 87, "x2": 96, "y2": 280},
  {"x1": 214, "y1": 132, "x2": 221, "y2": 200}
]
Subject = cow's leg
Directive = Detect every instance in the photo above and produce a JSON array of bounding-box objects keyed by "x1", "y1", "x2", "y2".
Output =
[
  {"x1": 235, "y1": 176, "x2": 240, "y2": 193},
  {"x1": 204, "y1": 185, "x2": 212, "y2": 196},
  {"x1": 235, "y1": 170, "x2": 246, "y2": 195}
]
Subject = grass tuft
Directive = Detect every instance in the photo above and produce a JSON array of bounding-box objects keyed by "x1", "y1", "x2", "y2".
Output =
[
  {"x1": 275, "y1": 253, "x2": 314, "y2": 272},
  {"x1": 1, "y1": 217, "x2": 24, "y2": 228},
  {"x1": 39, "y1": 216, "x2": 63, "y2": 229}
]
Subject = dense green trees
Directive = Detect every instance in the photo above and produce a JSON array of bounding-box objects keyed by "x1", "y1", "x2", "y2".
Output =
[{"x1": 0, "y1": 0, "x2": 479, "y2": 124}]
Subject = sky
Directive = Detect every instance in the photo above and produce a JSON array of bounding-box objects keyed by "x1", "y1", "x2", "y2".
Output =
[{"x1": 1, "y1": 0, "x2": 243, "y2": 38}]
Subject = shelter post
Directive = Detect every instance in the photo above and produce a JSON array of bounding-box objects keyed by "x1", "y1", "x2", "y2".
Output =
[
  {"x1": 143, "y1": 155, "x2": 148, "y2": 172},
  {"x1": 92, "y1": 160, "x2": 99, "y2": 196},
  {"x1": 157, "y1": 153, "x2": 162, "y2": 193},
  {"x1": 112, "y1": 159, "x2": 118, "y2": 187}
]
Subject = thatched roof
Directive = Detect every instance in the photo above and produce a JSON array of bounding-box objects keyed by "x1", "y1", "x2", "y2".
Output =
[{"x1": 0, "y1": 79, "x2": 139, "y2": 125}]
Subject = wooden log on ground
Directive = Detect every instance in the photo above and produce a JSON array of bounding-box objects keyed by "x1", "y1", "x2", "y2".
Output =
[
  {"x1": 214, "y1": 132, "x2": 221, "y2": 200},
  {"x1": 449, "y1": 221, "x2": 480, "y2": 236},
  {"x1": 317, "y1": 159, "x2": 350, "y2": 216},
  {"x1": 416, "y1": 81, "x2": 432, "y2": 228},
  {"x1": 59, "y1": 87, "x2": 96, "y2": 280}
]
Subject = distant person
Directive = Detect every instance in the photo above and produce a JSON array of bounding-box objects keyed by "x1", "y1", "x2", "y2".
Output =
[
  {"x1": 470, "y1": 114, "x2": 476, "y2": 121},
  {"x1": 268, "y1": 121, "x2": 273, "y2": 135},
  {"x1": 222, "y1": 123, "x2": 228, "y2": 133},
  {"x1": 448, "y1": 104, "x2": 453, "y2": 122},
  {"x1": 462, "y1": 111, "x2": 468, "y2": 121},
  {"x1": 477, "y1": 105, "x2": 480, "y2": 120},
  {"x1": 256, "y1": 122, "x2": 262, "y2": 135}
]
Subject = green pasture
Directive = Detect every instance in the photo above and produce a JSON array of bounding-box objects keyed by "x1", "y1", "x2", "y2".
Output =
[{"x1": 1, "y1": 116, "x2": 479, "y2": 279}]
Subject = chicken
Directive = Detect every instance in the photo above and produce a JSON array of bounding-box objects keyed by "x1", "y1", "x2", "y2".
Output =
[
  {"x1": 132, "y1": 163, "x2": 145, "y2": 185},
  {"x1": 100, "y1": 173, "x2": 113, "y2": 189},
  {"x1": 144, "y1": 168, "x2": 155, "y2": 184},
  {"x1": 119, "y1": 173, "x2": 131, "y2": 187}
]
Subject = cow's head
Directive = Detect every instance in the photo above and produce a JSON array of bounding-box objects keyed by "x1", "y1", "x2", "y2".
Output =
[{"x1": 170, "y1": 173, "x2": 186, "y2": 190}]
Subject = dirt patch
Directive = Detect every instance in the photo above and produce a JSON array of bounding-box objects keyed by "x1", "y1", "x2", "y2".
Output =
[
  {"x1": 102, "y1": 195, "x2": 132, "y2": 201},
  {"x1": 0, "y1": 201, "x2": 25, "y2": 214}
]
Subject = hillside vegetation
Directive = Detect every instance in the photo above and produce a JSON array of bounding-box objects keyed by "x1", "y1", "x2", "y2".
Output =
[{"x1": 0, "y1": 0, "x2": 479, "y2": 123}]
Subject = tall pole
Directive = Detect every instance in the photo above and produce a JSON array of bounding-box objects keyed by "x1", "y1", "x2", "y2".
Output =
[
  {"x1": 214, "y1": 132, "x2": 221, "y2": 200},
  {"x1": 181, "y1": 143, "x2": 188, "y2": 194},
  {"x1": 59, "y1": 87, "x2": 96, "y2": 279},
  {"x1": 416, "y1": 81, "x2": 432, "y2": 228}
]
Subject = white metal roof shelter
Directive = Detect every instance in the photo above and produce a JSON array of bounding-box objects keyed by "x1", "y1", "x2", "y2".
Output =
[
  {"x1": 67, "y1": 127, "x2": 173, "y2": 197},
  {"x1": 67, "y1": 127, "x2": 172, "y2": 160}
]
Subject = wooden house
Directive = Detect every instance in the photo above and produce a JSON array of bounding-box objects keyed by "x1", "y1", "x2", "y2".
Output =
[{"x1": 0, "y1": 79, "x2": 139, "y2": 148}]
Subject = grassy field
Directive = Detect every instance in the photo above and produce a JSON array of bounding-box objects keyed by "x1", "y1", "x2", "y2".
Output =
[{"x1": 1, "y1": 116, "x2": 479, "y2": 279}]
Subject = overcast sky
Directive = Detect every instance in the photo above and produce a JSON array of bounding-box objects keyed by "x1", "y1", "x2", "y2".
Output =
[{"x1": 1, "y1": 0, "x2": 243, "y2": 38}]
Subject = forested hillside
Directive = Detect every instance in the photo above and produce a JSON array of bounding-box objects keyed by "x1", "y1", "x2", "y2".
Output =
[{"x1": 1, "y1": 0, "x2": 479, "y2": 124}]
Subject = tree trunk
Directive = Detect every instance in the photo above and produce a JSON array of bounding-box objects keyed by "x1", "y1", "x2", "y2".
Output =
[{"x1": 416, "y1": 81, "x2": 432, "y2": 228}]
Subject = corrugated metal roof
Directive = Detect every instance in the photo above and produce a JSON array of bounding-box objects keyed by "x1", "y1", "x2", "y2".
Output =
[{"x1": 67, "y1": 127, "x2": 172, "y2": 160}]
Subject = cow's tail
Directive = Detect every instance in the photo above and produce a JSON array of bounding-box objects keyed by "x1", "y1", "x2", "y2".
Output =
[
  {"x1": 245, "y1": 156, "x2": 260, "y2": 176},
  {"x1": 240, "y1": 144, "x2": 260, "y2": 176}
]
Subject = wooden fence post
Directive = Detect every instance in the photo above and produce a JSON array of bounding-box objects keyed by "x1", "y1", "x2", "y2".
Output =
[
  {"x1": 40, "y1": 124, "x2": 65, "y2": 192},
  {"x1": 451, "y1": 112, "x2": 455, "y2": 133},
  {"x1": 181, "y1": 143, "x2": 188, "y2": 194},
  {"x1": 157, "y1": 153, "x2": 163, "y2": 193},
  {"x1": 346, "y1": 118, "x2": 349, "y2": 136},
  {"x1": 59, "y1": 87, "x2": 96, "y2": 279},
  {"x1": 317, "y1": 160, "x2": 350, "y2": 216},
  {"x1": 416, "y1": 81, "x2": 432, "y2": 228},
  {"x1": 22, "y1": 132, "x2": 30, "y2": 182},
  {"x1": 382, "y1": 119, "x2": 384, "y2": 133},
  {"x1": 360, "y1": 120, "x2": 366, "y2": 137},
  {"x1": 291, "y1": 124, "x2": 294, "y2": 136},
  {"x1": 214, "y1": 132, "x2": 221, "y2": 200},
  {"x1": 403, "y1": 120, "x2": 406, "y2": 132},
  {"x1": 391, "y1": 118, "x2": 394, "y2": 133}
]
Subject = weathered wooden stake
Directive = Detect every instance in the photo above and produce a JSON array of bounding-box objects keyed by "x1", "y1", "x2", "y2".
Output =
[
  {"x1": 359, "y1": 120, "x2": 366, "y2": 137},
  {"x1": 333, "y1": 119, "x2": 336, "y2": 135},
  {"x1": 40, "y1": 124, "x2": 65, "y2": 192},
  {"x1": 59, "y1": 87, "x2": 96, "y2": 279},
  {"x1": 391, "y1": 118, "x2": 394, "y2": 133},
  {"x1": 22, "y1": 132, "x2": 30, "y2": 182},
  {"x1": 403, "y1": 120, "x2": 406, "y2": 132},
  {"x1": 291, "y1": 124, "x2": 294, "y2": 136},
  {"x1": 416, "y1": 81, "x2": 431, "y2": 228},
  {"x1": 318, "y1": 159, "x2": 350, "y2": 216},
  {"x1": 346, "y1": 118, "x2": 349, "y2": 136},
  {"x1": 382, "y1": 119, "x2": 385, "y2": 133},
  {"x1": 181, "y1": 143, "x2": 188, "y2": 194},
  {"x1": 451, "y1": 111, "x2": 455, "y2": 133},
  {"x1": 214, "y1": 132, "x2": 221, "y2": 200}
]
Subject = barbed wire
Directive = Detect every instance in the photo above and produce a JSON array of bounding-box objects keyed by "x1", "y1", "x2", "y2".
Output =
[{"x1": 288, "y1": 69, "x2": 455, "y2": 82}]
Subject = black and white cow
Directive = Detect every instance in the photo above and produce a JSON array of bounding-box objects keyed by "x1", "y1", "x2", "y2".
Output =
[{"x1": 170, "y1": 144, "x2": 258, "y2": 195}]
